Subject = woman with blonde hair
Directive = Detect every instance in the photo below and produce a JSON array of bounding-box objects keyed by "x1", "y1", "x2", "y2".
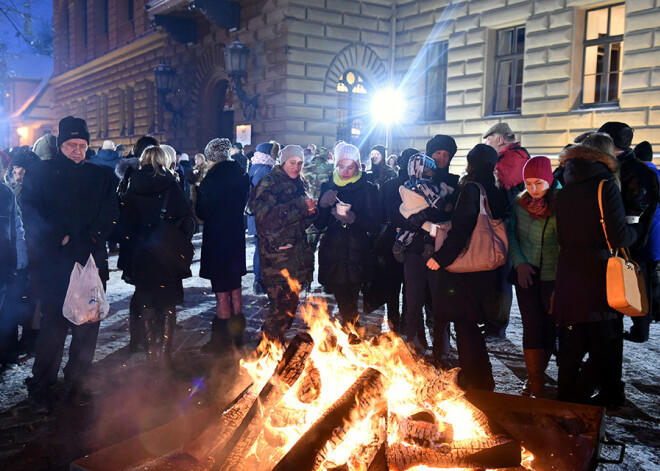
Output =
[{"x1": 120, "y1": 145, "x2": 194, "y2": 364}]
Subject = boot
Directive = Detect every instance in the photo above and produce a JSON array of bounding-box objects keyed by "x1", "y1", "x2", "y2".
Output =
[
  {"x1": 163, "y1": 309, "x2": 177, "y2": 359},
  {"x1": 227, "y1": 313, "x2": 247, "y2": 347},
  {"x1": 201, "y1": 317, "x2": 231, "y2": 354},
  {"x1": 523, "y1": 349, "x2": 547, "y2": 398},
  {"x1": 128, "y1": 297, "x2": 143, "y2": 353},
  {"x1": 143, "y1": 318, "x2": 161, "y2": 365}
]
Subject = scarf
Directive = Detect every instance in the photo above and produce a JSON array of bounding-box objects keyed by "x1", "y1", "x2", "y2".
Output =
[
  {"x1": 519, "y1": 192, "x2": 552, "y2": 221},
  {"x1": 333, "y1": 168, "x2": 362, "y2": 187}
]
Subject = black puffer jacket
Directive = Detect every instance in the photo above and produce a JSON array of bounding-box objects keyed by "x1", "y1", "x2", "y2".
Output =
[
  {"x1": 553, "y1": 145, "x2": 641, "y2": 326},
  {"x1": 315, "y1": 175, "x2": 380, "y2": 286},
  {"x1": 120, "y1": 165, "x2": 194, "y2": 283},
  {"x1": 617, "y1": 148, "x2": 659, "y2": 251}
]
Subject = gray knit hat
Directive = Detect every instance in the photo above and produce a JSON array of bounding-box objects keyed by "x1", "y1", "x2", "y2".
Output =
[
  {"x1": 280, "y1": 145, "x2": 304, "y2": 165},
  {"x1": 205, "y1": 138, "x2": 232, "y2": 163}
]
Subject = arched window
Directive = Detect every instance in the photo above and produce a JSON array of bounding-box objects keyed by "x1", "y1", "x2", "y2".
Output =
[{"x1": 336, "y1": 70, "x2": 369, "y2": 147}]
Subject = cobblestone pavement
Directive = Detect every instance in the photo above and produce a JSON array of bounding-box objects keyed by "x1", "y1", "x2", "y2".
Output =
[{"x1": 0, "y1": 234, "x2": 659, "y2": 470}]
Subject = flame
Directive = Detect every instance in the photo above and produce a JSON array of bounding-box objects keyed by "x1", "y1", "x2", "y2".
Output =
[{"x1": 238, "y1": 291, "x2": 535, "y2": 470}]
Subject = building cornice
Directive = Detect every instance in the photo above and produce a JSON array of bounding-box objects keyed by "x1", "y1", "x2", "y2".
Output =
[{"x1": 50, "y1": 33, "x2": 166, "y2": 86}]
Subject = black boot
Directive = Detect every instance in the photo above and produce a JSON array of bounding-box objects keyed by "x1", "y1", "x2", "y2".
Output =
[
  {"x1": 128, "y1": 296, "x2": 143, "y2": 353},
  {"x1": 143, "y1": 317, "x2": 162, "y2": 365},
  {"x1": 163, "y1": 309, "x2": 177, "y2": 361},
  {"x1": 201, "y1": 317, "x2": 231, "y2": 354},
  {"x1": 228, "y1": 313, "x2": 247, "y2": 347}
]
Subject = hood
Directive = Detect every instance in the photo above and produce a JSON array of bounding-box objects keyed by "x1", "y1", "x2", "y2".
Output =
[
  {"x1": 32, "y1": 134, "x2": 57, "y2": 160},
  {"x1": 90, "y1": 149, "x2": 122, "y2": 169},
  {"x1": 560, "y1": 145, "x2": 619, "y2": 185},
  {"x1": 115, "y1": 157, "x2": 139, "y2": 180},
  {"x1": 128, "y1": 164, "x2": 177, "y2": 195}
]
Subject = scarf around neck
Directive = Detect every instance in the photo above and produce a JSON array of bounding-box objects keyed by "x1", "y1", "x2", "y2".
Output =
[
  {"x1": 333, "y1": 168, "x2": 362, "y2": 187},
  {"x1": 520, "y1": 192, "x2": 551, "y2": 221}
]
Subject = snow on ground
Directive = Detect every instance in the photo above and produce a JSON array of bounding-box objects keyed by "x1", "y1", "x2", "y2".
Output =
[{"x1": 1, "y1": 234, "x2": 659, "y2": 469}]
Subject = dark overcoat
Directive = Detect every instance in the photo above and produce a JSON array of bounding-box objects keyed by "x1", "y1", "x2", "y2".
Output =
[
  {"x1": 196, "y1": 160, "x2": 250, "y2": 283},
  {"x1": 553, "y1": 145, "x2": 641, "y2": 326},
  {"x1": 431, "y1": 178, "x2": 507, "y2": 324},
  {"x1": 315, "y1": 174, "x2": 381, "y2": 287},
  {"x1": 21, "y1": 151, "x2": 118, "y2": 299}
]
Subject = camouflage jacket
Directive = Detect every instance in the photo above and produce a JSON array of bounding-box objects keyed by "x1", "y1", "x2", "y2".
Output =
[
  {"x1": 302, "y1": 156, "x2": 334, "y2": 200},
  {"x1": 248, "y1": 165, "x2": 314, "y2": 286}
]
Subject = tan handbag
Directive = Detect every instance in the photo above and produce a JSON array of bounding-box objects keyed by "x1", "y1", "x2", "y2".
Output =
[
  {"x1": 445, "y1": 182, "x2": 508, "y2": 273},
  {"x1": 597, "y1": 180, "x2": 648, "y2": 317}
]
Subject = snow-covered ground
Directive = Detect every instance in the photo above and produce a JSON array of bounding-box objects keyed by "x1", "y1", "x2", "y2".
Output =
[{"x1": 1, "y1": 234, "x2": 659, "y2": 470}]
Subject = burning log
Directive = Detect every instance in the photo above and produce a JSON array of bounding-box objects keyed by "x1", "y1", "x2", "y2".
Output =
[
  {"x1": 182, "y1": 385, "x2": 258, "y2": 462},
  {"x1": 217, "y1": 334, "x2": 314, "y2": 471},
  {"x1": 388, "y1": 436, "x2": 521, "y2": 470},
  {"x1": 271, "y1": 367, "x2": 387, "y2": 471},
  {"x1": 296, "y1": 360, "x2": 322, "y2": 403},
  {"x1": 397, "y1": 412, "x2": 454, "y2": 446}
]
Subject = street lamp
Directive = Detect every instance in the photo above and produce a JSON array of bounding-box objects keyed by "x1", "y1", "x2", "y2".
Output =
[
  {"x1": 370, "y1": 87, "x2": 407, "y2": 154},
  {"x1": 224, "y1": 39, "x2": 259, "y2": 121},
  {"x1": 154, "y1": 63, "x2": 183, "y2": 125}
]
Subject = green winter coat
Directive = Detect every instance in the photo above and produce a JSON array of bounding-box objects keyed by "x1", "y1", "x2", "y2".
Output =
[
  {"x1": 248, "y1": 165, "x2": 314, "y2": 287},
  {"x1": 507, "y1": 187, "x2": 560, "y2": 282}
]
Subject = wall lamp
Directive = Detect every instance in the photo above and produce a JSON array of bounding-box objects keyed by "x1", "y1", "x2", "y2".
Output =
[
  {"x1": 224, "y1": 39, "x2": 259, "y2": 121},
  {"x1": 154, "y1": 63, "x2": 184, "y2": 126}
]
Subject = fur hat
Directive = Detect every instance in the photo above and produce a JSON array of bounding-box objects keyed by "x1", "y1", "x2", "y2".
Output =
[
  {"x1": 482, "y1": 122, "x2": 514, "y2": 139},
  {"x1": 280, "y1": 145, "x2": 304, "y2": 165},
  {"x1": 426, "y1": 134, "x2": 457, "y2": 158},
  {"x1": 57, "y1": 116, "x2": 90, "y2": 146},
  {"x1": 523, "y1": 156, "x2": 553, "y2": 185},
  {"x1": 597, "y1": 122, "x2": 633, "y2": 149},
  {"x1": 204, "y1": 138, "x2": 232, "y2": 163},
  {"x1": 467, "y1": 143, "x2": 498, "y2": 170},
  {"x1": 634, "y1": 141, "x2": 653, "y2": 162},
  {"x1": 559, "y1": 143, "x2": 619, "y2": 175},
  {"x1": 334, "y1": 142, "x2": 361, "y2": 167}
]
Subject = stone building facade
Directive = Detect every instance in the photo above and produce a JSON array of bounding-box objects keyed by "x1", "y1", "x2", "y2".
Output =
[{"x1": 47, "y1": 0, "x2": 660, "y2": 159}]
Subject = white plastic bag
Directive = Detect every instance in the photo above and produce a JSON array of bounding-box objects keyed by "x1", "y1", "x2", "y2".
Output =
[{"x1": 62, "y1": 254, "x2": 110, "y2": 325}]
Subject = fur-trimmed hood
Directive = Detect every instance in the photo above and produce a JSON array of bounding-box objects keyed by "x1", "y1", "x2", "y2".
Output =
[
  {"x1": 560, "y1": 144, "x2": 618, "y2": 174},
  {"x1": 560, "y1": 144, "x2": 620, "y2": 186},
  {"x1": 115, "y1": 157, "x2": 140, "y2": 180}
]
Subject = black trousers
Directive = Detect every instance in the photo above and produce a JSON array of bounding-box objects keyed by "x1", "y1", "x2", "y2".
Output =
[
  {"x1": 485, "y1": 259, "x2": 512, "y2": 338},
  {"x1": 514, "y1": 280, "x2": 556, "y2": 350},
  {"x1": 332, "y1": 283, "x2": 362, "y2": 324},
  {"x1": 29, "y1": 289, "x2": 101, "y2": 394},
  {"x1": 403, "y1": 252, "x2": 449, "y2": 357},
  {"x1": 628, "y1": 261, "x2": 656, "y2": 341},
  {"x1": 557, "y1": 316, "x2": 624, "y2": 404},
  {"x1": 454, "y1": 321, "x2": 494, "y2": 391}
]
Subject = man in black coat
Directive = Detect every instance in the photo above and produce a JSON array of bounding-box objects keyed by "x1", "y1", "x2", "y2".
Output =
[
  {"x1": 598, "y1": 122, "x2": 660, "y2": 343},
  {"x1": 21, "y1": 117, "x2": 119, "y2": 413}
]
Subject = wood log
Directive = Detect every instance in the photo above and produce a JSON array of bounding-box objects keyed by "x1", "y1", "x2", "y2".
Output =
[
  {"x1": 272, "y1": 368, "x2": 387, "y2": 471},
  {"x1": 182, "y1": 385, "x2": 257, "y2": 461},
  {"x1": 388, "y1": 436, "x2": 521, "y2": 470},
  {"x1": 296, "y1": 360, "x2": 322, "y2": 404},
  {"x1": 397, "y1": 414, "x2": 454, "y2": 446},
  {"x1": 212, "y1": 333, "x2": 315, "y2": 471}
]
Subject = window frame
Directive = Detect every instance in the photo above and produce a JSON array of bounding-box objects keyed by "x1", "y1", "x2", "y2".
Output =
[
  {"x1": 492, "y1": 25, "x2": 525, "y2": 115},
  {"x1": 424, "y1": 40, "x2": 448, "y2": 121},
  {"x1": 580, "y1": 2, "x2": 624, "y2": 108},
  {"x1": 336, "y1": 69, "x2": 370, "y2": 148}
]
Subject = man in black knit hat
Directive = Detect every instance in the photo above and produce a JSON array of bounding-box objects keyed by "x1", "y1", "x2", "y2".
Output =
[{"x1": 21, "y1": 117, "x2": 119, "y2": 413}]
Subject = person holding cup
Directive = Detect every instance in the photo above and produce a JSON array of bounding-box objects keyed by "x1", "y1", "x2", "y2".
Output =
[
  {"x1": 248, "y1": 145, "x2": 316, "y2": 345},
  {"x1": 316, "y1": 143, "x2": 380, "y2": 327}
]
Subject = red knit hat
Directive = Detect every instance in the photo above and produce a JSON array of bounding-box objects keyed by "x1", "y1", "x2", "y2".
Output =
[{"x1": 523, "y1": 156, "x2": 553, "y2": 185}]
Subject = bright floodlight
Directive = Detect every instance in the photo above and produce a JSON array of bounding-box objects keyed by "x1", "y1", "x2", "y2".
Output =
[{"x1": 370, "y1": 88, "x2": 406, "y2": 125}]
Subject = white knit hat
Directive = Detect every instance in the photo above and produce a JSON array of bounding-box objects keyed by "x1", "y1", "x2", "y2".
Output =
[
  {"x1": 280, "y1": 145, "x2": 304, "y2": 165},
  {"x1": 102, "y1": 140, "x2": 115, "y2": 150},
  {"x1": 334, "y1": 142, "x2": 361, "y2": 167}
]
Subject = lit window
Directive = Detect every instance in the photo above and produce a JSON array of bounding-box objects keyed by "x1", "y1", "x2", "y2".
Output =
[
  {"x1": 336, "y1": 70, "x2": 369, "y2": 145},
  {"x1": 582, "y1": 3, "x2": 624, "y2": 106},
  {"x1": 425, "y1": 41, "x2": 448, "y2": 121},
  {"x1": 493, "y1": 26, "x2": 525, "y2": 114}
]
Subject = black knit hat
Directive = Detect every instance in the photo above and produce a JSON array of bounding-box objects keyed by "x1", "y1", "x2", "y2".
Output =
[
  {"x1": 597, "y1": 122, "x2": 633, "y2": 149},
  {"x1": 10, "y1": 148, "x2": 40, "y2": 169},
  {"x1": 397, "y1": 147, "x2": 419, "y2": 171},
  {"x1": 57, "y1": 116, "x2": 90, "y2": 146},
  {"x1": 634, "y1": 141, "x2": 653, "y2": 162},
  {"x1": 467, "y1": 143, "x2": 498, "y2": 170},
  {"x1": 370, "y1": 145, "x2": 386, "y2": 160},
  {"x1": 426, "y1": 134, "x2": 457, "y2": 158}
]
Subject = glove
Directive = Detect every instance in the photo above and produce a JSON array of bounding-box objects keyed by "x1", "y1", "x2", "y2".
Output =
[
  {"x1": 319, "y1": 189, "x2": 339, "y2": 208},
  {"x1": 331, "y1": 207, "x2": 356, "y2": 225}
]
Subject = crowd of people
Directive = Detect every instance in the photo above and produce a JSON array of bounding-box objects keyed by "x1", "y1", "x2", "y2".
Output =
[{"x1": 0, "y1": 115, "x2": 659, "y2": 416}]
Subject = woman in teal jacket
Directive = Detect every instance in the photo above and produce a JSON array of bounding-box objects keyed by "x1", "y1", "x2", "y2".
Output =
[{"x1": 507, "y1": 156, "x2": 560, "y2": 397}]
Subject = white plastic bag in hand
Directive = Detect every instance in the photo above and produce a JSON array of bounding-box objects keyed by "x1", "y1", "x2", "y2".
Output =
[{"x1": 63, "y1": 254, "x2": 110, "y2": 325}]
